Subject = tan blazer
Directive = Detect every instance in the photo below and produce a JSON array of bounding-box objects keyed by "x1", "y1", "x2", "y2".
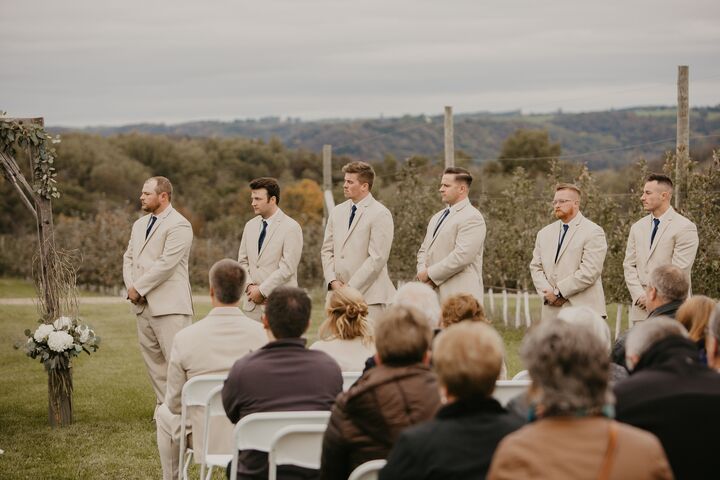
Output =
[
  {"x1": 122, "y1": 205, "x2": 193, "y2": 317},
  {"x1": 417, "y1": 198, "x2": 486, "y2": 304},
  {"x1": 164, "y1": 306, "x2": 267, "y2": 460},
  {"x1": 623, "y1": 207, "x2": 698, "y2": 321},
  {"x1": 237, "y1": 209, "x2": 303, "y2": 314},
  {"x1": 530, "y1": 212, "x2": 607, "y2": 321},
  {"x1": 488, "y1": 417, "x2": 673, "y2": 480},
  {"x1": 321, "y1": 193, "x2": 396, "y2": 305}
]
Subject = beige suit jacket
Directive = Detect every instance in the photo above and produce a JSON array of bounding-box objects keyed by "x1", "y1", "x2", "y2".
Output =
[
  {"x1": 417, "y1": 197, "x2": 486, "y2": 304},
  {"x1": 122, "y1": 205, "x2": 194, "y2": 317},
  {"x1": 623, "y1": 207, "x2": 698, "y2": 321},
  {"x1": 164, "y1": 306, "x2": 267, "y2": 459},
  {"x1": 530, "y1": 212, "x2": 608, "y2": 321},
  {"x1": 321, "y1": 193, "x2": 396, "y2": 305},
  {"x1": 237, "y1": 209, "x2": 303, "y2": 313}
]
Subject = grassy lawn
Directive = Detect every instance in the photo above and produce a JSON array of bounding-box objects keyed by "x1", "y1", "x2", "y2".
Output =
[
  {"x1": 0, "y1": 280, "x2": 629, "y2": 479},
  {"x1": 0, "y1": 277, "x2": 105, "y2": 299}
]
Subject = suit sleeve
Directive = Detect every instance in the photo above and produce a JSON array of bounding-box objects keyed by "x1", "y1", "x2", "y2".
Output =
[
  {"x1": 122, "y1": 225, "x2": 135, "y2": 291},
  {"x1": 427, "y1": 214, "x2": 486, "y2": 285},
  {"x1": 133, "y1": 220, "x2": 193, "y2": 297},
  {"x1": 320, "y1": 210, "x2": 337, "y2": 286},
  {"x1": 347, "y1": 209, "x2": 393, "y2": 293},
  {"x1": 556, "y1": 225, "x2": 607, "y2": 298},
  {"x1": 258, "y1": 221, "x2": 303, "y2": 297},
  {"x1": 672, "y1": 221, "x2": 699, "y2": 272},
  {"x1": 623, "y1": 224, "x2": 644, "y2": 303},
  {"x1": 416, "y1": 214, "x2": 436, "y2": 274},
  {"x1": 237, "y1": 223, "x2": 253, "y2": 285},
  {"x1": 529, "y1": 230, "x2": 552, "y2": 294},
  {"x1": 164, "y1": 339, "x2": 186, "y2": 415}
]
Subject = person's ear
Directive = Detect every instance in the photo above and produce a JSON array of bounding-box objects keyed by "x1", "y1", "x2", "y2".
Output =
[
  {"x1": 422, "y1": 350, "x2": 431, "y2": 366},
  {"x1": 626, "y1": 354, "x2": 640, "y2": 371},
  {"x1": 374, "y1": 353, "x2": 382, "y2": 366},
  {"x1": 209, "y1": 286, "x2": 215, "y2": 301}
]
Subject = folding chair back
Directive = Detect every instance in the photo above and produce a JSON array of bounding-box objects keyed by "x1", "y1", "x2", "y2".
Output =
[
  {"x1": 201, "y1": 385, "x2": 235, "y2": 480},
  {"x1": 268, "y1": 424, "x2": 327, "y2": 480},
  {"x1": 229, "y1": 411, "x2": 331, "y2": 480},
  {"x1": 493, "y1": 380, "x2": 531, "y2": 406},
  {"x1": 178, "y1": 374, "x2": 227, "y2": 479},
  {"x1": 342, "y1": 371, "x2": 362, "y2": 391},
  {"x1": 348, "y1": 459, "x2": 387, "y2": 480}
]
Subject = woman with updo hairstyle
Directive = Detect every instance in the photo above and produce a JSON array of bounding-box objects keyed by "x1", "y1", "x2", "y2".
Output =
[
  {"x1": 310, "y1": 286, "x2": 375, "y2": 371},
  {"x1": 676, "y1": 295, "x2": 716, "y2": 364}
]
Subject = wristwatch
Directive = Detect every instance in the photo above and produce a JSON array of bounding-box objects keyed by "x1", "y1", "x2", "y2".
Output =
[{"x1": 553, "y1": 287, "x2": 564, "y2": 299}]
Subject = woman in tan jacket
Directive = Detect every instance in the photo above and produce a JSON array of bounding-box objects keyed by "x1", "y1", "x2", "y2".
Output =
[{"x1": 488, "y1": 320, "x2": 673, "y2": 480}]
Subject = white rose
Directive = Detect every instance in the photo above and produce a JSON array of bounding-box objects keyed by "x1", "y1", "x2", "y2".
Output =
[
  {"x1": 53, "y1": 316, "x2": 73, "y2": 330},
  {"x1": 33, "y1": 324, "x2": 55, "y2": 342},
  {"x1": 78, "y1": 326, "x2": 92, "y2": 344},
  {"x1": 47, "y1": 331, "x2": 74, "y2": 353}
]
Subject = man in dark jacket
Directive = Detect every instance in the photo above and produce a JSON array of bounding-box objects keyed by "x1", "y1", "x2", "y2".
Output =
[
  {"x1": 222, "y1": 287, "x2": 343, "y2": 480},
  {"x1": 319, "y1": 305, "x2": 441, "y2": 480},
  {"x1": 380, "y1": 322, "x2": 524, "y2": 480},
  {"x1": 612, "y1": 264, "x2": 689, "y2": 367},
  {"x1": 615, "y1": 317, "x2": 720, "y2": 479}
]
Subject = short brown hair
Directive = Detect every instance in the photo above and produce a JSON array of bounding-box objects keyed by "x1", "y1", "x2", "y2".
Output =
[
  {"x1": 265, "y1": 287, "x2": 311, "y2": 339},
  {"x1": 319, "y1": 287, "x2": 372, "y2": 344},
  {"x1": 676, "y1": 295, "x2": 715, "y2": 342},
  {"x1": 250, "y1": 177, "x2": 280, "y2": 205},
  {"x1": 433, "y1": 322, "x2": 504, "y2": 398},
  {"x1": 375, "y1": 306, "x2": 432, "y2": 366},
  {"x1": 555, "y1": 183, "x2": 582, "y2": 199},
  {"x1": 148, "y1": 176, "x2": 173, "y2": 201},
  {"x1": 443, "y1": 167, "x2": 472, "y2": 186},
  {"x1": 342, "y1": 161, "x2": 375, "y2": 190},
  {"x1": 209, "y1": 259, "x2": 246, "y2": 304},
  {"x1": 645, "y1": 173, "x2": 674, "y2": 191},
  {"x1": 440, "y1": 293, "x2": 488, "y2": 328}
]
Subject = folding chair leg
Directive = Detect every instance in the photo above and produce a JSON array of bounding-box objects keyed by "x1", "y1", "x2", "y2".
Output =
[
  {"x1": 204, "y1": 465, "x2": 214, "y2": 480},
  {"x1": 182, "y1": 450, "x2": 193, "y2": 480}
]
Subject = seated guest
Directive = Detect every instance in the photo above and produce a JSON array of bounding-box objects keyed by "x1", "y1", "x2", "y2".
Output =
[
  {"x1": 676, "y1": 294, "x2": 715, "y2": 363},
  {"x1": 222, "y1": 286, "x2": 343, "y2": 480},
  {"x1": 310, "y1": 286, "x2": 375, "y2": 371},
  {"x1": 440, "y1": 292, "x2": 488, "y2": 328},
  {"x1": 707, "y1": 303, "x2": 720, "y2": 371},
  {"x1": 612, "y1": 264, "x2": 690, "y2": 367},
  {"x1": 319, "y1": 306, "x2": 441, "y2": 480},
  {"x1": 615, "y1": 317, "x2": 720, "y2": 479},
  {"x1": 156, "y1": 259, "x2": 267, "y2": 480},
  {"x1": 380, "y1": 322, "x2": 524, "y2": 480},
  {"x1": 440, "y1": 293, "x2": 507, "y2": 379},
  {"x1": 489, "y1": 321, "x2": 672, "y2": 480},
  {"x1": 394, "y1": 281, "x2": 441, "y2": 329}
]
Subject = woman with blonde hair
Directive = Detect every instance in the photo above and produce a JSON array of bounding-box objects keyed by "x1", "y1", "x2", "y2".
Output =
[
  {"x1": 676, "y1": 295, "x2": 716, "y2": 363},
  {"x1": 310, "y1": 286, "x2": 375, "y2": 371}
]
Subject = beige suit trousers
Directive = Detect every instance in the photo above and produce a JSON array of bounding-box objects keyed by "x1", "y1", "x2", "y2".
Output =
[{"x1": 136, "y1": 310, "x2": 192, "y2": 404}]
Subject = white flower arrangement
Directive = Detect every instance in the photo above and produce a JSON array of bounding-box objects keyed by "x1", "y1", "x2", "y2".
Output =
[{"x1": 20, "y1": 316, "x2": 100, "y2": 371}]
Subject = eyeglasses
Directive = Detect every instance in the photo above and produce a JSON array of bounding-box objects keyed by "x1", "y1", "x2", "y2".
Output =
[{"x1": 551, "y1": 199, "x2": 573, "y2": 206}]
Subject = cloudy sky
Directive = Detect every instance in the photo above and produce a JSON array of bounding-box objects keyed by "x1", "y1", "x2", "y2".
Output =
[{"x1": 2, "y1": 0, "x2": 718, "y2": 127}]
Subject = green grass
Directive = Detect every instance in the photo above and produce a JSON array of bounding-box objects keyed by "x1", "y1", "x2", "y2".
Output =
[
  {"x1": 0, "y1": 277, "x2": 105, "y2": 299},
  {"x1": 0, "y1": 282, "x2": 629, "y2": 478}
]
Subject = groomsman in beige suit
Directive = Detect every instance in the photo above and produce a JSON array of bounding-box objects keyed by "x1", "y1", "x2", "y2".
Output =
[
  {"x1": 624, "y1": 173, "x2": 699, "y2": 322},
  {"x1": 123, "y1": 176, "x2": 193, "y2": 406},
  {"x1": 238, "y1": 178, "x2": 303, "y2": 322},
  {"x1": 530, "y1": 184, "x2": 608, "y2": 322},
  {"x1": 321, "y1": 161, "x2": 396, "y2": 322},
  {"x1": 156, "y1": 259, "x2": 267, "y2": 480},
  {"x1": 417, "y1": 167, "x2": 486, "y2": 304}
]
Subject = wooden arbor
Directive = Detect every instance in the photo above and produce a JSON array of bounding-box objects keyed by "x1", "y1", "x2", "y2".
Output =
[{"x1": 0, "y1": 116, "x2": 73, "y2": 426}]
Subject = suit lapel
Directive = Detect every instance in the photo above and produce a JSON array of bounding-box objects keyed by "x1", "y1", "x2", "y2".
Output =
[
  {"x1": 258, "y1": 210, "x2": 284, "y2": 259},
  {"x1": 246, "y1": 216, "x2": 261, "y2": 263},
  {"x1": 139, "y1": 208, "x2": 173, "y2": 254},
  {"x1": 428, "y1": 200, "x2": 466, "y2": 250},
  {"x1": 648, "y1": 209, "x2": 673, "y2": 258},
  {"x1": 555, "y1": 213, "x2": 583, "y2": 263},
  {"x1": 342, "y1": 196, "x2": 370, "y2": 248}
]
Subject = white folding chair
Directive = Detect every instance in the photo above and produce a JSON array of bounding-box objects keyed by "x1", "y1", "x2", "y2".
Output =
[
  {"x1": 512, "y1": 369, "x2": 530, "y2": 381},
  {"x1": 201, "y1": 385, "x2": 235, "y2": 480},
  {"x1": 268, "y1": 424, "x2": 327, "y2": 480},
  {"x1": 492, "y1": 380, "x2": 531, "y2": 406},
  {"x1": 342, "y1": 371, "x2": 362, "y2": 391},
  {"x1": 348, "y1": 459, "x2": 387, "y2": 480},
  {"x1": 229, "y1": 411, "x2": 331, "y2": 480},
  {"x1": 178, "y1": 374, "x2": 227, "y2": 480}
]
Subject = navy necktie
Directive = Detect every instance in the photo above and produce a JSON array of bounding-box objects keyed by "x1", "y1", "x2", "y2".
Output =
[
  {"x1": 555, "y1": 224, "x2": 569, "y2": 263},
  {"x1": 145, "y1": 215, "x2": 157, "y2": 239},
  {"x1": 348, "y1": 205, "x2": 357, "y2": 229},
  {"x1": 650, "y1": 218, "x2": 660, "y2": 247},
  {"x1": 258, "y1": 220, "x2": 268, "y2": 253},
  {"x1": 433, "y1": 208, "x2": 450, "y2": 237}
]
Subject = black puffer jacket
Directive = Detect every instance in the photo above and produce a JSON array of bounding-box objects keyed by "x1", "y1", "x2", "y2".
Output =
[{"x1": 319, "y1": 363, "x2": 441, "y2": 480}]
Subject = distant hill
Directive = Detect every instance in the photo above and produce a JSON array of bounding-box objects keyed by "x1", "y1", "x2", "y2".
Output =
[{"x1": 52, "y1": 106, "x2": 720, "y2": 169}]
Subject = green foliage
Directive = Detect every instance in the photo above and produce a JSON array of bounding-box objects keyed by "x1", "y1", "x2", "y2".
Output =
[{"x1": 498, "y1": 129, "x2": 561, "y2": 174}]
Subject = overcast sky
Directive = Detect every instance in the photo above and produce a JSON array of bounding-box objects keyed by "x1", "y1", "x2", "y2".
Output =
[{"x1": 1, "y1": 0, "x2": 719, "y2": 127}]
